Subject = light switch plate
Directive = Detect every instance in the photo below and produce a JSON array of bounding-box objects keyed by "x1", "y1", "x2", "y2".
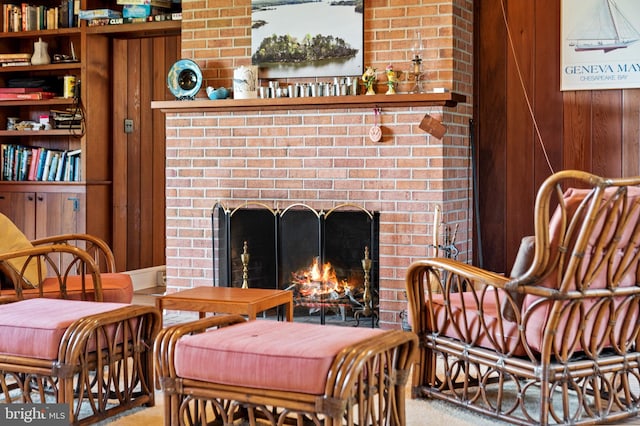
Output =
[{"x1": 124, "y1": 119, "x2": 134, "y2": 133}]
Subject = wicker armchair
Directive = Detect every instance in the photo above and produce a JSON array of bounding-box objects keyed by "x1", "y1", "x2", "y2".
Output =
[
  {"x1": 0, "y1": 233, "x2": 133, "y2": 303},
  {"x1": 406, "y1": 170, "x2": 640, "y2": 425},
  {"x1": 0, "y1": 230, "x2": 160, "y2": 424}
]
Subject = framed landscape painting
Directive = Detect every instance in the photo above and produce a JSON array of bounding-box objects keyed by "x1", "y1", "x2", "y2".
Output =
[
  {"x1": 561, "y1": 0, "x2": 640, "y2": 91},
  {"x1": 251, "y1": 0, "x2": 364, "y2": 79}
]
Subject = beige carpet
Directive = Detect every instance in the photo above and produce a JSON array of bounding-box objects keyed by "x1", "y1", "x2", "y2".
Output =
[{"x1": 101, "y1": 385, "x2": 505, "y2": 426}]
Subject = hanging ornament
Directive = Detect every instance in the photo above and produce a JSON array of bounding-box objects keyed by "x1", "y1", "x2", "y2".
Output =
[{"x1": 369, "y1": 107, "x2": 382, "y2": 142}]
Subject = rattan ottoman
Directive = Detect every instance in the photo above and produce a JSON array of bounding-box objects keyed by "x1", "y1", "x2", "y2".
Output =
[
  {"x1": 155, "y1": 315, "x2": 418, "y2": 426},
  {"x1": 0, "y1": 298, "x2": 161, "y2": 425}
]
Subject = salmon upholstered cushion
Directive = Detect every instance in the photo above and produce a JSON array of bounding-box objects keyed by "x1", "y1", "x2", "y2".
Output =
[
  {"x1": 174, "y1": 320, "x2": 384, "y2": 395},
  {"x1": 20, "y1": 273, "x2": 134, "y2": 303},
  {"x1": 428, "y1": 290, "x2": 524, "y2": 356},
  {"x1": 0, "y1": 298, "x2": 128, "y2": 360},
  {"x1": 522, "y1": 186, "x2": 640, "y2": 353}
]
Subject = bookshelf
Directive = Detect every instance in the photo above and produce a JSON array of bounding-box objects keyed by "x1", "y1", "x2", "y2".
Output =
[
  {"x1": 0, "y1": 1, "x2": 83, "y2": 237},
  {"x1": 0, "y1": 0, "x2": 179, "y2": 242},
  {"x1": 0, "y1": 0, "x2": 181, "y2": 255}
]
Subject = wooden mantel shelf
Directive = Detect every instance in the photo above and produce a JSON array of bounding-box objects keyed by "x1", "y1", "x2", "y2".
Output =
[{"x1": 151, "y1": 92, "x2": 466, "y2": 113}]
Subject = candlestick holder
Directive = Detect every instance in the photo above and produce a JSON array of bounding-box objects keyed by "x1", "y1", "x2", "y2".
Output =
[
  {"x1": 410, "y1": 55, "x2": 424, "y2": 94},
  {"x1": 241, "y1": 240, "x2": 250, "y2": 289},
  {"x1": 354, "y1": 246, "x2": 378, "y2": 326},
  {"x1": 409, "y1": 30, "x2": 425, "y2": 94}
]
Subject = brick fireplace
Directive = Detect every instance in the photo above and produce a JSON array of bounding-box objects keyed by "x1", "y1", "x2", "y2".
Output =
[{"x1": 159, "y1": 0, "x2": 473, "y2": 328}]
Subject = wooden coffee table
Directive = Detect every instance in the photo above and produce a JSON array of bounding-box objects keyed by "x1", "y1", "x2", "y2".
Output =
[{"x1": 156, "y1": 287, "x2": 294, "y2": 322}]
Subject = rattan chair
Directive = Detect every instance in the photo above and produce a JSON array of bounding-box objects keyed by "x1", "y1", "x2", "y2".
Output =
[
  {"x1": 0, "y1": 233, "x2": 133, "y2": 303},
  {"x1": 406, "y1": 170, "x2": 640, "y2": 425},
  {"x1": 0, "y1": 230, "x2": 161, "y2": 425}
]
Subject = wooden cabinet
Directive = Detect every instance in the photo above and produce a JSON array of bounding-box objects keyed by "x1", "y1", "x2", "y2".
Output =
[{"x1": 0, "y1": 187, "x2": 84, "y2": 239}]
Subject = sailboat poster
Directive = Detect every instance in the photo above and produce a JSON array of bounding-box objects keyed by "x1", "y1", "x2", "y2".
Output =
[{"x1": 561, "y1": 0, "x2": 640, "y2": 90}]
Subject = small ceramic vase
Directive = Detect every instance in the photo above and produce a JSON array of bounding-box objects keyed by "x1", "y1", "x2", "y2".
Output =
[{"x1": 31, "y1": 37, "x2": 51, "y2": 66}]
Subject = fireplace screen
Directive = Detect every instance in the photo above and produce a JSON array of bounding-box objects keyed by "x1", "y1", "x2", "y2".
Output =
[{"x1": 212, "y1": 202, "x2": 379, "y2": 325}]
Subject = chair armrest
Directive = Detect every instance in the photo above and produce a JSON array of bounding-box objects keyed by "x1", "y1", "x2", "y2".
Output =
[
  {"x1": 30, "y1": 233, "x2": 116, "y2": 273},
  {"x1": 405, "y1": 258, "x2": 510, "y2": 337},
  {"x1": 0, "y1": 244, "x2": 104, "y2": 301},
  {"x1": 405, "y1": 257, "x2": 561, "y2": 331},
  {"x1": 58, "y1": 304, "x2": 162, "y2": 366}
]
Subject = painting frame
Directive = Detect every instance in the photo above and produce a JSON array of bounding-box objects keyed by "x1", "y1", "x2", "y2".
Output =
[
  {"x1": 251, "y1": 0, "x2": 364, "y2": 80},
  {"x1": 560, "y1": 0, "x2": 640, "y2": 91}
]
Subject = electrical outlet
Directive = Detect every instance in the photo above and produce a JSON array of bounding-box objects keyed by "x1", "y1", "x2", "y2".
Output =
[{"x1": 124, "y1": 119, "x2": 134, "y2": 133}]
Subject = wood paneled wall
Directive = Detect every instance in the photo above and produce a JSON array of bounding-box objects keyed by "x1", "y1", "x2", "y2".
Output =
[
  {"x1": 112, "y1": 35, "x2": 180, "y2": 271},
  {"x1": 475, "y1": 0, "x2": 640, "y2": 273}
]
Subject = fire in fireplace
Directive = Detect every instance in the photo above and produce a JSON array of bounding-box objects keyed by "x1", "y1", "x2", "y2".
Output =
[{"x1": 212, "y1": 202, "x2": 379, "y2": 326}]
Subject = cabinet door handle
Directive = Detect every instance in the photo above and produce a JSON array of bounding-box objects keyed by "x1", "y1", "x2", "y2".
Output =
[
  {"x1": 28, "y1": 195, "x2": 34, "y2": 201},
  {"x1": 68, "y1": 197, "x2": 80, "y2": 212},
  {"x1": 37, "y1": 196, "x2": 44, "y2": 201},
  {"x1": 0, "y1": 195, "x2": 4, "y2": 200}
]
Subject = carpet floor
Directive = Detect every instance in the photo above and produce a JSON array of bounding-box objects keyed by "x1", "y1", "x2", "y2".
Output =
[{"x1": 100, "y1": 388, "x2": 506, "y2": 426}]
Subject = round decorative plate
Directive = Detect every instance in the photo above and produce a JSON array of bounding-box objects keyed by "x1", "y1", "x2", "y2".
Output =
[{"x1": 167, "y1": 59, "x2": 203, "y2": 99}]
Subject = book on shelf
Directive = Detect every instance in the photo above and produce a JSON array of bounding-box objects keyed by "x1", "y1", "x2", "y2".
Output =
[
  {"x1": 86, "y1": 11, "x2": 179, "y2": 26},
  {"x1": 27, "y1": 147, "x2": 40, "y2": 180},
  {"x1": 1, "y1": 62, "x2": 30, "y2": 67},
  {"x1": 0, "y1": 87, "x2": 42, "y2": 93},
  {"x1": 116, "y1": 0, "x2": 172, "y2": 8},
  {"x1": 0, "y1": 53, "x2": 32, "y2": 62},
  {"x1": 78, "y1": 8, "x2": 121, "y2": 20},
  {"x1": 1, "y1": 144, "x2": 80, "y2": 182},
  {"x1": 0, "y1": 92, "x2": 55, "y2": 100}
]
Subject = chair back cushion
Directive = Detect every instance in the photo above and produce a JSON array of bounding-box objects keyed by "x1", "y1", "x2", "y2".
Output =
[
  {"x1": 522, "y1": 184, "x2": 640, "y2": 355},
  {"x1": 0, "y1": 213, "x2": 46, "y2": 288},
  {"x1": 20, "y1": 273, "x2": 134, "y2": 303}
]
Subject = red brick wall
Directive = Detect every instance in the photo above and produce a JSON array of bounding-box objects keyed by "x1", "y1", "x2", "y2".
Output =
[{"x1": 165, "y1": 0, "x2": 473, "y2": 328}]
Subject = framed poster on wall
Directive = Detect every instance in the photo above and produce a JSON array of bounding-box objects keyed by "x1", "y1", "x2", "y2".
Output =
[
  {"x1": 561, "y1": 0, "x2": 640, "y2": 91},
  {"x1": 251, "y1": 0, "x2": 364, "y2": 79}
]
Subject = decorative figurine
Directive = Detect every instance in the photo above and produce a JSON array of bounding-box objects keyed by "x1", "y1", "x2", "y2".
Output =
[
  {"x1": 206, "y1": 86, "x2": 229, "y2": 100},
  {"x1": 362, "y1": 66, "x2": 377, "y2": 95},
  {"x1": 385, "y1": 64, "x2": 398, "y2": 95}
]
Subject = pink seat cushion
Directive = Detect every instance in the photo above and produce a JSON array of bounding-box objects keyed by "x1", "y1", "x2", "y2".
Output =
[
  {"x1": 0, "y1": 298, "x2": 127, "y2": 360},
  {"x1": 20, "y1": 273, "x2": 134, "y2": 303},
  {"x1": 429, "y1": 290, "x2": 524, "y2": 356},
  {"x1": 174, "y1": 320, "x2": 384, "y2": 395}
]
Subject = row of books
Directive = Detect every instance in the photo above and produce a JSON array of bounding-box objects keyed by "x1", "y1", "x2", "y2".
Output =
[
  {"x1": 1, "y1": 144, "x2": 81, "y2": 182},
  {"x1": 2, "y1": 0, "x2": 77, "y2": 32}
]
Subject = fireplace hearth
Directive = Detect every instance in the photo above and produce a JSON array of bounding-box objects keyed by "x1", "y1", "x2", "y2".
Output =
[{"x1": 212, "y1": 202, "x2": 379, "y2": 326}]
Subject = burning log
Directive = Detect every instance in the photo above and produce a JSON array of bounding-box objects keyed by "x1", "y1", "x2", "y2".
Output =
[{"x1": 286, "y1": 257, "x2": 363, "y2": 309}]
